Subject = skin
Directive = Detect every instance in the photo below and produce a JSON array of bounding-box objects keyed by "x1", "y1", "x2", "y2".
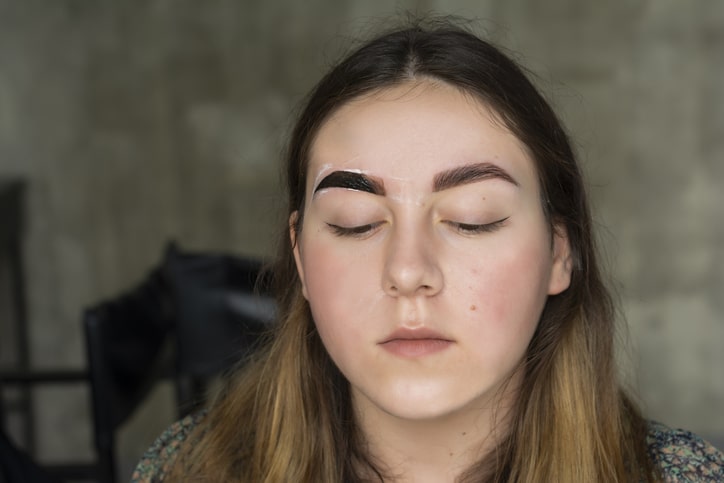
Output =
[{"x1": 292, "y1": 81, "x2": 572, "y2": 482}]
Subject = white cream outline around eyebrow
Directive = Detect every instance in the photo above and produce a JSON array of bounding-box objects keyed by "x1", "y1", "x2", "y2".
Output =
[
  {"x1": 311, "y1": 167, "x2": 425, "y2": 206},
  {"x1": 314, "y1": 165, "x2": 370, "y2": 189},
  {"x1": 311, "y1": 165, "x2": 367, "y2": 193},
  {"x1": 310, "y1": 171, "x2": 425, "y2": 208}
]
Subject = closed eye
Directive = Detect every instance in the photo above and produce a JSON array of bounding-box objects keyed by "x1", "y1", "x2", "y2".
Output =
[
  {"x1": 445, "y1": 217, "x2": 509, "y2": 235},
  {"x1": 326, "y1": 221, "x2": 383, "y2": 238}
]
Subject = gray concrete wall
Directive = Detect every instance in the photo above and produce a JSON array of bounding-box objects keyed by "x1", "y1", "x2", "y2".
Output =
[{"x1": 0, "y1": 0, "x2": 722, "y2": 478}]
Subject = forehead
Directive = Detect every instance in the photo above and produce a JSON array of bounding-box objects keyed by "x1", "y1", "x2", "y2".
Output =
[{"x1": 307, "y1": 82, "x2": 538, "y2": 191}]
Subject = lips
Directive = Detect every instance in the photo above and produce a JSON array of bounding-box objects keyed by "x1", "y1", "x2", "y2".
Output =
[{"x1": 379, "y1": 328, "x2": 454, "y2": 357}]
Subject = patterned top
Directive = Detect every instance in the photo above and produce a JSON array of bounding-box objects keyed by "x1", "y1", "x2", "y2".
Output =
[{"x1": 132, "y1": 414, "x2": 724, "y2": 482}]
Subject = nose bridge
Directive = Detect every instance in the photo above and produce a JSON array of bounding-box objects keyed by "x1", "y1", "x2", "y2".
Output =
[{"x1": 383, "y1": 216, "x2": 443, "y2": 297}]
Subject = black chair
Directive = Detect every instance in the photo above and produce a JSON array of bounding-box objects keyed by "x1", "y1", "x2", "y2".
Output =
[
  {"x1": 1, "y1": 428, "x2": 63, "y2": 483},
  {"x1": 0, "y1": 370, "x2": 93, "y2": 481},
  {"x1": 1, "y1": 178, "x2": 97, "y2": 481},
  {"x1": 84, "y1": 243, "x2": 274, "y2": 483},
  {"x1": 84, "y1": 264, "x2": 172, "y2": 483},
  {"x1": 163, "y1": 244, "x2": 274, "y2": 414}
]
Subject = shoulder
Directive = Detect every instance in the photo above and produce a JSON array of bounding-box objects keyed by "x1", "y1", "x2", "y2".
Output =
[
  {"x1": 131, "y1": 411, "x2": 206, "y2": 483},
  {"x1": 647, "y1": 420, "x2": 724, "y2": 482}
]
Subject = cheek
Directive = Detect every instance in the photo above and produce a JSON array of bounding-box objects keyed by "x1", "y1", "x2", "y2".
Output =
[
  {"x1": 457, "y1": 237, "x2": 552, "y2": 337},
  {"x1": 299, "y1": 238, "x2": 382, "y2": 347}
]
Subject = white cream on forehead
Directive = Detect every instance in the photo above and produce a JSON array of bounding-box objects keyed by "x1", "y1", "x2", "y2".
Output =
[{"x1": 311, "y1": 164, "x2": 426, "y2": 206}]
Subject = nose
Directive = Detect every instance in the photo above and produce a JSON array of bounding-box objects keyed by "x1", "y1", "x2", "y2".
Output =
[{"x1": 382, "y1": 224, "x2": 443, "y2": 298}]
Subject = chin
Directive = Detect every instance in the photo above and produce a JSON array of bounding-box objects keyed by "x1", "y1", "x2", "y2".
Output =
[{"x1": 376, "y1": 391, "x2": 481, "y2": 422}]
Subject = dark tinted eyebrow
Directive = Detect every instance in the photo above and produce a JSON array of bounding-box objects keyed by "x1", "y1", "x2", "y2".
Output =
[
  {"x1": 313, "y1": 170, "x2": 385, "y2": 196},
  {"x1": 433, "y1": 162, "x2": 519, "y2": 192}
]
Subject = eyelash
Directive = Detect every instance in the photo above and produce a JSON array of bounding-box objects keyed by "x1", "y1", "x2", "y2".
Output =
[
  {"x1": 326, "y1": 217, "x2": 509, "y2": 238},
  {"x1": 445, "y1": 217, "x2": 509, "y2": 235},
  {"x1": 327, "y1": 222, "x2": 383, "y2": 238}
]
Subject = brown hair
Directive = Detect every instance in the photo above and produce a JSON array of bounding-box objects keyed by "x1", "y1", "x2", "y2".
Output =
[{"x1": 169, "y1": 19, "x2": 658, "y2": 482}]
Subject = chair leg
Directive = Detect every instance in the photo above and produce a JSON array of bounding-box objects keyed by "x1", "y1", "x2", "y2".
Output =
[{"x1": 98, "y1": 444, "x2": 116, "y2": 483}]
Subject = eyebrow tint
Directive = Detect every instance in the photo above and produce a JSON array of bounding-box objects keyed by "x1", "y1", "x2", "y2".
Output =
[{"x1": 314, "y1": 171, "x2": 385, "y2": 196}]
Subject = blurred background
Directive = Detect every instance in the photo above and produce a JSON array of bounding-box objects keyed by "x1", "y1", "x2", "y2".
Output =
[{"x1": 0, "y1": 0, "x2": 722, "y2": 480}]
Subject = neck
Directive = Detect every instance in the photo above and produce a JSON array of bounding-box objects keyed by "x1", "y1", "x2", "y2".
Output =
[{"x1": 353, "y1": 388, "x2": 517, "y2": 483}]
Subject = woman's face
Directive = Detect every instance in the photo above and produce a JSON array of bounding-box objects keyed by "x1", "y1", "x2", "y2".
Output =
[{"x1": 292, "y1": 82, "x2": 571, "y2": 424}]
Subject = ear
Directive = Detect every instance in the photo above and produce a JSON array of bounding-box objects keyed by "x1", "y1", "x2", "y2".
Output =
[
  {"x1": 548, "y1": 223, "x2": 572, "y2": 295},
  {"x1": 290, "y1": 211, "x2": 309, "y2": 299}
]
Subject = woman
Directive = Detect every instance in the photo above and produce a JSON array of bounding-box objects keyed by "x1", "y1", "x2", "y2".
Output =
[{"x1": 133, "y1": 21, "x2": 723, "y2": 482}]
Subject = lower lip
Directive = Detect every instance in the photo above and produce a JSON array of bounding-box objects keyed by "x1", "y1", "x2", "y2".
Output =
[{"x1": 380, "y1": 339, "x2": 453, "y2": 358}]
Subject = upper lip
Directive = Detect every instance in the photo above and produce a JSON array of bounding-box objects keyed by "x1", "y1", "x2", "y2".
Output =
[{"x1": 379, "y1": 327, "x2": 453, "y2": 344}]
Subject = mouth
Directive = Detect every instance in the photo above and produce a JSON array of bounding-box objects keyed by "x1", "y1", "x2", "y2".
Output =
[{"x1": 379, "y1": 328, "x2": 454, "y2": 358}]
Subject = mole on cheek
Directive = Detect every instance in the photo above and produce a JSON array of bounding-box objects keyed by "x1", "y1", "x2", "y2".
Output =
[{"x1": 470, "y1": 305, "x2": 476, "y2": 311}]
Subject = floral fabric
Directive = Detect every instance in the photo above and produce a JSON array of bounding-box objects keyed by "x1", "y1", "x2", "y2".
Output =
[{"x1": 132, "y1": 415, "x2": 723, "y2": 482}]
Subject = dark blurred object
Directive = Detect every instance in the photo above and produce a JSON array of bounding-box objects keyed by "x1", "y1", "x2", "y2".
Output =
[
  {"x1": 1, "y1": 238, "x2": 273, "y2": 482},
  {"x1": 0, "y1": 369, "x2": 90, "y2": 481},
  {"x1": 85, "y1": 242, "x2": 274, "y2": 483},
  {"x1": 0, "y1": 428, "x2": 62, "y2": 483},
  {"x1": 163, "y1": 243, "x2": 274, "y2": 414},
  {"x1": 0, "y1": 178, "x2": 33, "y2": 448},
  {"x1": 0, "y1": 179, "x2": 90, "y2": 481}
]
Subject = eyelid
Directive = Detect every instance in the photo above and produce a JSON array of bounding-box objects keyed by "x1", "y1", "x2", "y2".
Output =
[
  {"x1": 444, "y1": 216, "x2": 509, "y2": 234},
  {"x1": 326, "y1": 221, "x2": 384, "y2": 238}
]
